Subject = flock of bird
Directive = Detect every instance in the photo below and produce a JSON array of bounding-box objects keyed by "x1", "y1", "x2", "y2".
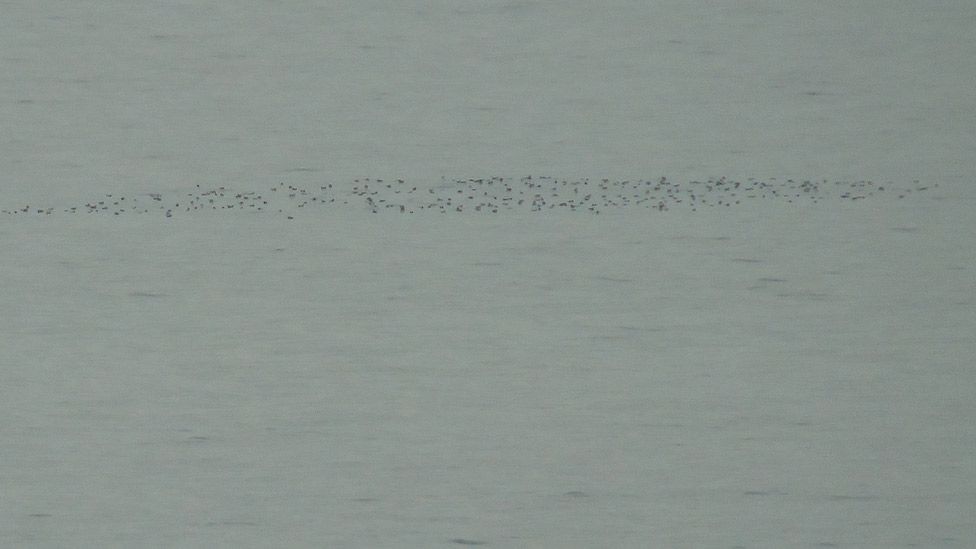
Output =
[{"x1": 2, "y1": 176, "x2": 933, "y2": 218}]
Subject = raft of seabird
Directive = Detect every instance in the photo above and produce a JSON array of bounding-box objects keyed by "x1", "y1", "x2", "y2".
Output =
[{"x1": 1, "y1": 177, "x2": 935, "y2": 218}]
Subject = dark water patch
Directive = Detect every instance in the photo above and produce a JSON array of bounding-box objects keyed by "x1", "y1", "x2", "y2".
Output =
[
  {"x1": 757, "y1": 277, "x2": 787, "y2": 283},
  {"x1": 184, "y1": 436, "x2": 211, "y2": 443},
  {"x1": 129, "y1": 291, "x2": 168, "y2": 298},
  {"x1": 593, "y1": 275, "x2": 632, "y2": 283},
  {"x1": 744, "y1": 489, "x2": 787, "y2": 497},
  {"x1": 828, "y1": 494, "x2": 881, "y2": 502},
  {"x1": 449, "y1": 538, "x2": 488, "y2": 545},
  {"x1": 616, "y1": 325, "x2": 664, "y2": 332},
  {"x1": 641, "y1": 421, "x2": 685, "y2": 428},
  {"x1": 563, "y1": 490, "x2": 589, "y2": 498},
  {"x1": 776, "y1": 292, "x2": 831, "y2": 301},
  {"x1": 587, "y1": 334, "x2": 631, "y2": 342},
  {"x1": 27, "y1": 513, "x2": 52, "y2": 518},
  {"x1": 731, "y1": 258, "x2": 763, "y2": 263}
]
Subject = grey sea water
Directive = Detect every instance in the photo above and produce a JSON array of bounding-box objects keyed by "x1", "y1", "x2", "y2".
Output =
[{"x1": 2, "y1": 2, "x2": 974, "y2": 548}]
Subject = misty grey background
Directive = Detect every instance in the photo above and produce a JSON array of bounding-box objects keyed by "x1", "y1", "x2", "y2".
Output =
[
  {"x1": 2, "y1": 1, "x2": 975, "y2": 548},
  {"x1": 3, "y1": 0, "x2": 975, "y2": 202}
]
